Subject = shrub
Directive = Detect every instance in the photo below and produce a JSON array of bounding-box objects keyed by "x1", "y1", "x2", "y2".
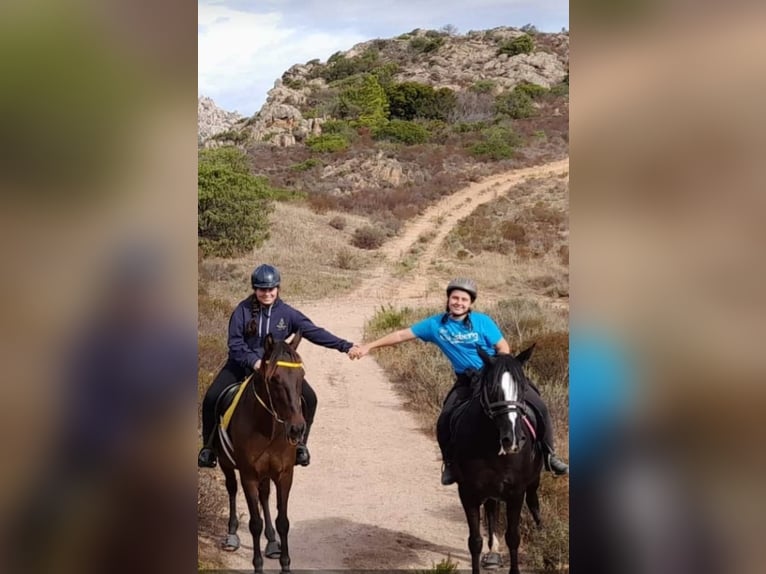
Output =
[
  {"x1": 469, "y1": 125, "x2": 521, "y2": 160},
  {"x1": 351, "y1": 225, "x2": 386, "y2": 249},
  {"x1": 386, "y1": 82, "x2": 457, "y2": 121},
  {"x1": 328, "y1": 215, "x2": 346, "y2": 230},
  {"x1": 334, "y1": 247, "x2": 358, "y2": 270},
  {"x1": 515, "y1": 81, "x2": 548, "y2": 99},
  {"x1": 470, "y1": 79, "x2": 496, "y2": 94},
  {"x1": 306, "y1": 133, "x2": 349, "y2": 153},
  {"x1": 494, "y1": 88, "x2": 535, "y2": 119},
  {"x1": 374, "y1": 119, "x2": 430, "y2": 145},
  {"x1": 198, "y1": 146, "x2": 273, "y2": 257},
  {"x1": 290, "y1": 158, "x2": 322, "y2": 171},
  {"x1": 317, "y1": 49, "x2": 380, "y2": 83},
  {"x1": 409, "y1": 36, "x2": 444, "y2": 53},
  {"x1": 498, "y1": 33, "x2": 534, "y2": 56},
  {"x1": 337, "y1": 74, "x2": 389, "y2": 129},
  {"x1": 211, "y1": 129, "x2": 248, "y2": 144}
]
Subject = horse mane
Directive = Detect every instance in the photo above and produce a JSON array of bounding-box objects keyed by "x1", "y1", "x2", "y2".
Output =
[{"x1": 479, "y1": 352, "x2": 530, "y2": 398}]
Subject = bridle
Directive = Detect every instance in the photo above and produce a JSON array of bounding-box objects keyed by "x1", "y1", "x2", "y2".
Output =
[
  {"x1": 252, "y1": 358, "x2": 304, "y2": 424},
  {"x1": 480, "y1": 365, "x2": 529, "y2": 421}
]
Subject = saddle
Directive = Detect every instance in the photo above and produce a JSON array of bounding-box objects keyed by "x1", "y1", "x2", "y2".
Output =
[{"x1": 213, "y1": 377, "x2": 252, "y2": 467}]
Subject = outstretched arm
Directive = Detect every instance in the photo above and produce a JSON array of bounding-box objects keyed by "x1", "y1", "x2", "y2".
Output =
[{"x1": 349, "y1": 328, "x2": 416, "y2": 359}]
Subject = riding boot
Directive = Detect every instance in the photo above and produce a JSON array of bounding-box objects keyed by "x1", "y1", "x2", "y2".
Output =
[
  {"x1": 295, "y1": 420, "x2": 312, "y2": 467},
  {"x1": 198, "y1": 424, "x2": 218, "y2": 468},
  {"x1": 543, "y1": 444, "x2": 569, "y2": 476},
  {"x1": 441, "y1": 461, "x2": 457, "y2": 485},
  {"x1": 198, "y1": 447, "x2": 217, "y2": 468}
]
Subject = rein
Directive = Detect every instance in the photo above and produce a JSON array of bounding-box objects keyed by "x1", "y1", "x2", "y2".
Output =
[{"x1": 252, "y1": 359, "x2": 304, "y2": 424}]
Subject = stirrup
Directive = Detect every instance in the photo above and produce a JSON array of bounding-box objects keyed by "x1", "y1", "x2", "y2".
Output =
[{"x1": 441, "y1": 462, "x2": 457, "y2": 485}]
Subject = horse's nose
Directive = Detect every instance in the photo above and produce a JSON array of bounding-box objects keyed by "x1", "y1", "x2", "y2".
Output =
[{"x1": 288, "y1": 422, "x2": 305, "y2": 441}]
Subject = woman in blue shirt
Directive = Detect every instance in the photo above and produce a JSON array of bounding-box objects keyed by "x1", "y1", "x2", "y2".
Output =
[{"x1": 352, "y1": 278, "x2": 568, "y2": 484}]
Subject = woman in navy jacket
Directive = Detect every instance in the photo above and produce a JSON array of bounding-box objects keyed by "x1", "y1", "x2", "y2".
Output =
[{"x1": 198, "y1": 264, "x2": 358, "y2": 468}]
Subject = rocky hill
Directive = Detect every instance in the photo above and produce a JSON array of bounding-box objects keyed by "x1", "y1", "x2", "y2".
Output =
[
  {"x1": 199, "y1": 26, "x2": 568, "y2": 228},
  {"x1": 197, "y1": 96, "x2": 243, "y2": 144},
  {"x1": 199, "y1": 26, "x2": 568, "y2": 148}
]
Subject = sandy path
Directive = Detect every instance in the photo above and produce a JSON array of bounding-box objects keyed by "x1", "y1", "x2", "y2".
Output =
[{"x1": 204, "y1": 158, "x2": 569, "y2": 571}]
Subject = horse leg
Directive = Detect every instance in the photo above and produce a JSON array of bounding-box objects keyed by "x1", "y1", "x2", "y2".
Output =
[
  {"x1": 242, "y1": 475, "x2": 265, "y2": 574},
  {"x1": 525, "y1": 475, "x2": 543, "y2": 529},
  {"x1": 259, "y1": 478, "x2": 280, "y2": 558},
  {"x1": 458, "y1": 487, "x2": 483, "y2": 574},
  {"x1": 481, "y1": 499, "x2": 503, "y2": 569},
  {"x1": 221, "y1": 465, "x2": 240, "y2": 551},
  {"x1": 274, "y1": 473, "x2": 294, "y2": 573},
  {"x1": 504, "y1": 492, "x2": 525, "y2": 574}
]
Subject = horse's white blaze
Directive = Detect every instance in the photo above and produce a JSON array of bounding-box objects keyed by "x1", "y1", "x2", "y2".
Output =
[{"x1": 500, "y1": 370, "x2": 519, "y2": 451}]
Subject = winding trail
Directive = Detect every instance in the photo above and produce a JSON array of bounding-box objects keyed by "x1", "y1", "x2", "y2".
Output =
[{"x1": 201, "y1": 158, "x2": 569, "y2": 570}]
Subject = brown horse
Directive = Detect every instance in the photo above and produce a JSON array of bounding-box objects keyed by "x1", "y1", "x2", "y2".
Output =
[{"x1": 216, "y1": 333, "x2": 306, "y2": 574}]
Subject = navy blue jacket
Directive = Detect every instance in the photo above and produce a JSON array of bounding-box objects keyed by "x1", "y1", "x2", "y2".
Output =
[{"x1": 227, "y1": 296, "x2": 353, "y2": 370}]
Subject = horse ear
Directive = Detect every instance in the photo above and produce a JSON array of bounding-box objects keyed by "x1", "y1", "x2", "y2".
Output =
[
  {"x1": 477, "y1": 345, "x2": 493, "y2": 366},
  {"x1": 516, "y1": 343, "x2": 536, "y2": 366},
  {"x1": 290, "y1": 330, "x2": 302, "y2": 350},
  {"x1": 264, "y1": 333, "x2": 275, "y2": 358}
]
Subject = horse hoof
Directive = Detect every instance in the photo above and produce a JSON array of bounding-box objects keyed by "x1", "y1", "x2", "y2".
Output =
[
  {"x1": 221, "y1": 533, "x2": 240, "y2": 551},
  {"x1": 481, "y1": 552, "x2": 503, "y2": 569},
  {"x1": 265, "y1": 540, "x2": 281, "y2": 558}
]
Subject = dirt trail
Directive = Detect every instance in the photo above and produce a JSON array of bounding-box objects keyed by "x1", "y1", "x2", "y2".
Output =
[{"x1": 203, "y1": 158, "x2": 569, "y2": 571}]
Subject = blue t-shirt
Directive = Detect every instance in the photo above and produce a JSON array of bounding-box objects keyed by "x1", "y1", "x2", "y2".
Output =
[{"x1": 411, "y1": 312, "x2": 503, "y2": 374}]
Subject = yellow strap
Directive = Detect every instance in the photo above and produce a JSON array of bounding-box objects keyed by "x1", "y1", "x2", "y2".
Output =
[
  {"x1": 275, "y1": 361, "x2": 303, "y2": 368},
  {"x1": 220, "y1": 374, "x2": 253, "y2": 431}
]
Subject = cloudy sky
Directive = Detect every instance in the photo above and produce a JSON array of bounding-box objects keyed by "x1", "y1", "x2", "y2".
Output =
[{"x1": 199, "y1": 0, "x2": 569, "y2": 116}]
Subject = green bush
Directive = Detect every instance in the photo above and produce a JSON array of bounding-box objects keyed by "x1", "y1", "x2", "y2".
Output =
[
  {"x1": 290, "y1": 158, "x2": 322, "y2": 171},
  {"x1": 470, "y1": 79, "x2": 496, "y2": 94},
  {"x1": 374, "y1": 119, "x2": 430, "y2": 144},
  {"x1": 198, "y1": 146, "x2": 274, "y2": 257},
  {"x1": 386, "y1": 82, "x2": 456, "y2": 121},
  {"x1": 469, "y1": 125, "x2": 521, "y2": 160},
  {"x1": 306, "y1": 133, "x2": 349, "y2": 153},
  {"x1": 498, "y1": 33, "x2": 535, "y2": 56},
  {"x1": 337, "y1": 74, "x2": 389, "y2": 129},
  {"x1": 320, "y1": 119, "x2": 356, "y2": 139},
  {"x1": 211, "y1": 129, "x2": 248, "y2": 143},
  {"x1": 317, "y1": 49, "x2": 380, "y2": 83},
  {"x1": 494, "y1": 88, "x2": 535, "y2": 119},
  {"x1": 409, "y1": 36, "x2": 444, "y2": 53},
  {"x1": 515, "y1": 81, "x2": 548, "y2": 99}
]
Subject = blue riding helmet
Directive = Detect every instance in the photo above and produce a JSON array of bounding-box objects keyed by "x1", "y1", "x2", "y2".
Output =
[{"x1": 251, "y1": 264, "x2": 281, "y2": 289}]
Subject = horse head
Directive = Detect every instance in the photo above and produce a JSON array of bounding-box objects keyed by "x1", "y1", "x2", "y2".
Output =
[
  {"x1": 260, "y1": 332, "x2": 306, "y2": 444},
  {"x1": 477, "y1": 344, "x2": 535, "y2": 456}
]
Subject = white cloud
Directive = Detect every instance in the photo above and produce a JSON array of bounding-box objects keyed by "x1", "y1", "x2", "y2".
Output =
[
  {"x1": 198, "y1": 0, "x2": 568, "y2": 115},
  {"x1": 198, "y1": 3, "x2": 366, "y2": 115}
]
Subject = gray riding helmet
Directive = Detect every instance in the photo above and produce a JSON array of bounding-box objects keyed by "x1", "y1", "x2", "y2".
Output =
[{"x1": 446, "y1": 278, "x2": 478, "y2": 302}]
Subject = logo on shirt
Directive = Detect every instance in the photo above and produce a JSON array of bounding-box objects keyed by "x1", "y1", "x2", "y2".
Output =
[
  {"x1": 438, "y1": 327, "x2": 479, "y2": 345},
  {"x1": 276, "y1": 318, "x2": 288, "y2": 331}
]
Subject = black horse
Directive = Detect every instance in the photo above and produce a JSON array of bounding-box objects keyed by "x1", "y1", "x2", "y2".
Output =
[{"x1": 451, "y1": 345, "x2": 544, "y2": 574}]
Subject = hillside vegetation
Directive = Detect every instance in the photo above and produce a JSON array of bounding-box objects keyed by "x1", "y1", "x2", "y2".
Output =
[{"x1": 199, "y1": 26, "x2": 568, "y2": 243}]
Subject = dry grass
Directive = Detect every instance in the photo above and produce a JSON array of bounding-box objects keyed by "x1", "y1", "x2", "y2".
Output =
[{"x1": 199, "y1": 202, "x2": 381, "y2": 304}]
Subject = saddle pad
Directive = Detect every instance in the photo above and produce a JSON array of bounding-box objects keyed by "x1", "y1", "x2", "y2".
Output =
[{"x1": 219, "y1": 374, "x2": 252, "y2": 431}]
